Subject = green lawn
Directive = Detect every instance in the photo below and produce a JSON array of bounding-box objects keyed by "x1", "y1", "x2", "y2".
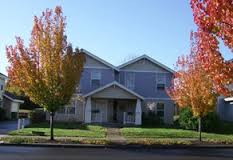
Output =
[
  {"x1": 121, "y1": 127, "x2": 233, "y2": 142},
  {"x1": 9, "y1": 122, "x2": 106, "y2": 138}
]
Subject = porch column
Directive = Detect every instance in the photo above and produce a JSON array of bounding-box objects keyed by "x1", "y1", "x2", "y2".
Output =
[
  {"x1": 135, "y1": 99, "x2": 142, "y2": 125},
  {"x1": 84, "y1": 97, "x2": 92, "y2": 123}
]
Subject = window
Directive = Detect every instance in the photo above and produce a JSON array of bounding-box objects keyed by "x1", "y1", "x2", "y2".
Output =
[
  {"x1": 125, "y1": 72, "x2": 135, "y2": 90},
  {"x1": 0, "y1": 85, "x2": 3, "y2": 91},
  {"x1": 67, "y1": 101, "x2": 76, "y2": 114},
  {"x1": 57, "y1": 107, "x2": 65, "y2": 114},
  {"x1": 157, "y1": 103, "x2": 164, "y2": 118},
  {"x1": 91, "y1": 71, "x2": 101, "y2": 88},
  {"x1": 156, "y1": 74, "x2": 166, "y2": 90},
  {"x1": 157, "y1": 83, "x2": 165, "y2": 90},
  {"x1": 57, "y1": 101, "x2": 76, "y2": 114}
]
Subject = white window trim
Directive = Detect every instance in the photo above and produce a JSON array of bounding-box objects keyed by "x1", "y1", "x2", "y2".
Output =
[
  {"x1": 156, "y1": 73, "x2": 166, "y2": 91},
  {"x1": 91, "y1": 71, "x2": 101, "y2": 88}
]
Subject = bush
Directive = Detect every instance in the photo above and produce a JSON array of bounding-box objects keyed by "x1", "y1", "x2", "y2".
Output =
[
  {"x1": 142, "y1": 111, "x2": 163, "y2": 126},
  {"x1": 0, "y1": 108, "x2": 6, "y2": 121},
  {"x1": 29, "y1": 109, "x2": 46, "y2": 124},
  {"x1": 178, "y1": 107, "x2": 220, "y2": 132},
  {"x1": 178, "y1": 108, "x2": 198, "y2": 130}
]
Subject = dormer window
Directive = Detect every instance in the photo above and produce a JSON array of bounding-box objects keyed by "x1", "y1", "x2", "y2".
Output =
[{"x1": 91, "y1": 71, "x2": 101, "y2": 88}]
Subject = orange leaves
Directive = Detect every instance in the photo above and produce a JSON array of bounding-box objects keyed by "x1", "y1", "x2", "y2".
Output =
[
  {"x1": 6, "y1": 6, "x2": 85, "y2": 112},
  {"x1": 167, "y1": 33, "x2": 217, "y2": 117}
]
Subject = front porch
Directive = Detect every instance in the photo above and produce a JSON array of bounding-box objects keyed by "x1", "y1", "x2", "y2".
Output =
[{"x1": 83, "y1": 82, "x2": 144, "y2": 125}]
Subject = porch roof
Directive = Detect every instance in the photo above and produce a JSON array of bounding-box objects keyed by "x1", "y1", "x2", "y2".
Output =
[{"x1": 83, "y1": 81, "x2": 144, "y2": 100}]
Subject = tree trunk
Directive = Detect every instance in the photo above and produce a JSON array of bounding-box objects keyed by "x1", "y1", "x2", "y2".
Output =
[
  {"x1": 50, "y1": 112, "x2": 55, "y2": 141},
  {"x1": 198, "y1": 117, "x2": 202, "y2": 142}
]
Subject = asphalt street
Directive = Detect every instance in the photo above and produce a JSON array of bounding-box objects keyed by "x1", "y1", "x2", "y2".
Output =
[{"x1": 0, "y1": 146, "x2": 233, "y2": 160}]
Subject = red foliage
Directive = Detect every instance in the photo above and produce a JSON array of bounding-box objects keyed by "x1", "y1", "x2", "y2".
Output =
[{"x1": 191, "y1": 0, "x2": 233, "y2": 96}]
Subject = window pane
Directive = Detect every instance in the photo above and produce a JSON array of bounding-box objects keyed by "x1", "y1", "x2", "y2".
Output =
[
  {"x1": 125, "y1": 72, "x2": 135, "y2": 90},
  {"x1": 91, "y1": 71, "x2": 101, "y2": 80},
  {"x1": 57, "y1": 107, "x2": 65, "y2": 114},
  {"x1": 157, "y1": 111, "x2": 164, "y2": 117},
  {"x1": 157, "y1": 103, "x2": 164, "y2": 118},
  {"x1": 92, "y1": 79, "x2": 100, "y2": 88},
  {"x1": 67, "y1": 107, "x2": 75, "y2": 114},
  {"x1": 157, "y1": 83, "x2": 165, "y2": 90}
]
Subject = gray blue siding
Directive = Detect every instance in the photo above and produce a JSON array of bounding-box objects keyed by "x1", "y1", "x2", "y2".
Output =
[
  {"x1": 217, "y1": 97, "x2": 233, "y2": 122},
  {"x1": 80, "y1": 68, "x2": 115, "y2": 94},
  {"x1": 119, "y1": 71, "x2": 173, "y2": 98}
]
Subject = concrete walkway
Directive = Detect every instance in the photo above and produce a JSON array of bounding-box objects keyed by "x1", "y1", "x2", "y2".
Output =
[{"x1": 107, "y1": 128, "x2": 126, "y2": 144}]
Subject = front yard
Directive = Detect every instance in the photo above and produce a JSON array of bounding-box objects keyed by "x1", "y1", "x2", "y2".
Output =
[
  {"x1": 2, "y1": 122, "x2": 233, "y2": 145},
  {"x1": 121, "y1": 126, "x2": 233, "y2": 144},
  {"x1": 9, "y1": 122, "x2": 106, "y2": 138}
]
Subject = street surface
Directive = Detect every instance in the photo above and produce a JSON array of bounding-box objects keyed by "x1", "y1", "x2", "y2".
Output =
[{"x1": 0, "y1": 146, "x2": 233, "y2": 160}]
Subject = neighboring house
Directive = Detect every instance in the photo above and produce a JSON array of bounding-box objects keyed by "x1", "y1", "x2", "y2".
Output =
[
  {"x1": 217, "y1": 96, "x2": 233, "y2": 122},
  {"x1": 216, "y1": 59, "x2": 233, "y2": 122},
  {"x1": 0, "y1": 73, "x2": 7, "y2": 107},
  {"x1": 51, "y1": 49, "x2": 175, "y2": 125},
  {"x1": 2, "y1": 91, "x2": 24, "y2": 120}
]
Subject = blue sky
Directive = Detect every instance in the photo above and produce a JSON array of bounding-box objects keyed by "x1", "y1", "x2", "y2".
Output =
[{"x1": 0, "y1": 0, "x2": 232, "y2": 75}]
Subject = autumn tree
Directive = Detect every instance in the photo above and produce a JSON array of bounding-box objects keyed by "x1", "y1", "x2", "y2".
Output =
[
  {"x1": 167, "y1": 33, "x2": 218, "y2": 141},
  {"x1": 6, "y1": 6, "x2": 85, "y2": 140},
  {"x1": 190, "y1": 0, "x2": 233, "y2": 96}
]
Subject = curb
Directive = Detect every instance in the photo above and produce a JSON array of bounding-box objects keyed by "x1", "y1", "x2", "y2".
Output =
[{"x1": 1, "y1": 143, "x2": 233, "y2": 149}]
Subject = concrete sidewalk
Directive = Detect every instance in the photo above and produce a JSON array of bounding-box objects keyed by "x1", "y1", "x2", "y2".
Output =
[{"x1": 107, "y1": 128, "x2": 126, "y2": 144}]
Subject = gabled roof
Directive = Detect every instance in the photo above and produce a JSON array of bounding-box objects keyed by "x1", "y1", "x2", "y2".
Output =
[
  {"x1": 3, "y1": 91, "x2": 24, "y2": 103},
  {"x1": 81, "y1": 49, "x2": 119, "y2": 71},
  {"x1": 83, "y1": 81, "x2": 144, "y2": 100},
  {"x1": 118, "y1": 54, "x2": 174, "y2": 73},
  {"x1": 0, "y1": 73, "x2": 7, "y2": 79}
]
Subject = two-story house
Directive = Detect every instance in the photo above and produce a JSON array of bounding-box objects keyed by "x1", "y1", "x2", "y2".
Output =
[{"x1": 52, "y1": 49, "x2": 175, "y2": 125}]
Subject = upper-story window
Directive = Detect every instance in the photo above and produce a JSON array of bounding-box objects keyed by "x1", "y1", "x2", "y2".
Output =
[
  {"x1": 156, "y1": 74, "x2": 166, "y2": 90},
  {"x1": 125, "y1": 72, "x2": 135, "y2": 90},
  {"x1": 0, "y1": 84, "x2": 3, "y2": 91},
  {"x1": 91, "y1": 71, "x2": 101, "y2": 88}
]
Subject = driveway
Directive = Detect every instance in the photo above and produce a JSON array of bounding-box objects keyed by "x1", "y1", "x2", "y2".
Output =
[
  {"x1": 0, "y1": 147, "x2": 233, "y2": 160},
  {"x1": 0, "y1": 119, "x2": 30, "y2": 135}
]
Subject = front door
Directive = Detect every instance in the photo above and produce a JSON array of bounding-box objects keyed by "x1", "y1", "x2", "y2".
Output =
[{"x1": 91, "y1": 100, "x2": 107, "y2": 123}]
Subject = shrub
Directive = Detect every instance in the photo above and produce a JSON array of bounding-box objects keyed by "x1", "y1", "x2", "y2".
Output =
[
  {"x1": 142, "y1": 111, "x2": 163, "y2": 126},
  {"x1": 0, "y1": 108, "x2": 6, "y2": 121},
  {"x1": 178, "y1": 108, "x2": 198, "y2": 130},
  {"x1": 178, "y1": 107, "x2": 220, "y2": 132},
  {"x1": 29, "y1": 109, "x2": 46, "y2": 124}
]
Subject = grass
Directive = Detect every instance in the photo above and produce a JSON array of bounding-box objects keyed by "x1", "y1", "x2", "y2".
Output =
[
  {"x1": 9, "y1": 122, "x2": 106, "y2": 138},
  {"x1": 0, "y1": 136, "x2": 109, "y2": 145},
  {"x1": 121, "y1": 126, "x2": 233, "y2": 143}
]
